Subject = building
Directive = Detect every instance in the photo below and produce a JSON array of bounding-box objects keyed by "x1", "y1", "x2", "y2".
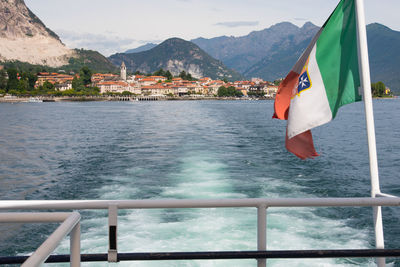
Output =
[
  {"x1": 55, "y1": 83, "x2": 72, "y2": 91},
  {"x1": 150, "y1": 76, "x2": 167, "y2": 82},
  {"x1": 90, "y1": 68, "x2": 278, "y2": 98},
  {"x1": 139, "y1": 78, "x2": 157, "y2": 86},
  {"x1": 36, "y1": 72, "x2": 74, "y2": 91},
  {"x1": 266, "y1": 85, "x2": 279, "y2": 97},
  {"x1": 91, "y1": 73, "x2": 119, "y2": 83},
  {"x1": 97, "y1": 81, "x2": 129, "y2": 94},
  {"x1": 120, "y1": 62, "x2": 127, "y2": 81},
  {"x1": 141, "y1": 84, "x2": 175, "y2": 96},
  {"x1": 251, "y1": 77, "x2": 264, "y2": 84}
]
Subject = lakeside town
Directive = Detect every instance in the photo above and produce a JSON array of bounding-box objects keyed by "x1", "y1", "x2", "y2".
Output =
[
  {"x1": 0, "y1": 62, "x2": 280, "y2": 102},
  {"x1": 0, "y1": 61, "x2": 393, "y2": 103}
]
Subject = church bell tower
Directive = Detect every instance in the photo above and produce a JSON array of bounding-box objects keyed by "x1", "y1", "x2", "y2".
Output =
[{"x1": 120, "y1": 61, "x2": 127, "y2": 81}]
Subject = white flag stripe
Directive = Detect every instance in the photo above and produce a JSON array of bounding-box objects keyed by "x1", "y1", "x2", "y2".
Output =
[{"x1": 287, "y1": 45, "x2": 332, "y2": 139}]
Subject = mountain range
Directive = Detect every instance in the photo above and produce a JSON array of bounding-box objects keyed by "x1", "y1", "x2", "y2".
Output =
[
  {"x1": 127, "y1": 21, "x2": 400, "y2": 92},
  {"x1": 125, "y1": 43, "x2": 157, "y2": 54},
  {"x1": 366, "y1": 23, "x2": 400, "y2": 92},
  {"x1": 1, "y1": 0, "x2": 399, "y2": 92},
  {"x1": 192, "y1": 22, "x2": 400, "y2": 92},
  {"x1": 192, "y1": 22, "x2": 319, "y2": 77},
  {"x1": 109, "y1": 38, "x2": 243, "y2": 81}
]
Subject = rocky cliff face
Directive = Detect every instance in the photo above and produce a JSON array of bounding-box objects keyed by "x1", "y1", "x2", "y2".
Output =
[{"x1": 0, "y1": 0, "x2": 75, "y2": 67}]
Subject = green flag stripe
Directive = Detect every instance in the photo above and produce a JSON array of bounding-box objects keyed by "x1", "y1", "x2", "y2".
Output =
[{"x1": 315, "y1": 0, "x2": 361, "y2": 118}]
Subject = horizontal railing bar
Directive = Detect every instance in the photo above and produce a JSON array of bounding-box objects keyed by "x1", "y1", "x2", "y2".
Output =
[
  {"x1": 1, "y1": 197, "x2": 400, "y2": 210},
  {"x1": 0, "y1": 212, "x2": 72, "y2": 223},
  {"x1": 377, "y1": 193, "x2": 398, "y2": 198},
  {"x1": 2, "y1": 249, "x2": 400, "y2": 264}
]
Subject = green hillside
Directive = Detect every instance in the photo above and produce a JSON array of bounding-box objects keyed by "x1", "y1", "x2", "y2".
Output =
[
  {"x1": 109, "y1": 38, "x2": 243, "y2": 81},
  {"x1": 367, "y1": 23, "x2": 400, "y2": 93},
  {"x1": 2, "y1": 49, "x2": 118, "y2": 74}
]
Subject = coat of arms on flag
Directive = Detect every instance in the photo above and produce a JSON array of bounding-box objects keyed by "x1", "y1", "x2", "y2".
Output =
[
  {"x1": 296, "y1": 64, "x2": 312, "y2": 96},
  {"x1": 298, "y1": 71, "x2": 311, "y2": 94}
]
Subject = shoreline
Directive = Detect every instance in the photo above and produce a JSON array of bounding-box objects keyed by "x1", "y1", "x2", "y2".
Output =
[
  {"x1": 0, "y1": 96, "x2": 275, "y2": 103},
  {"x1": 1, "y1": 95, "x2": 396, "y2": 103}
]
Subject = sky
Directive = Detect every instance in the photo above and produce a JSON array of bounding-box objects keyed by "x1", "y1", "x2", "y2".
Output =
[{"x1": 25, "y1": 0, "x2": 400, "y2": 56}]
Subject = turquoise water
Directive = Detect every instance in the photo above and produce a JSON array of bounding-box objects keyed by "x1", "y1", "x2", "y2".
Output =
[{"x1": 0, "y1": 100, "x2": 399, "y2": 266}]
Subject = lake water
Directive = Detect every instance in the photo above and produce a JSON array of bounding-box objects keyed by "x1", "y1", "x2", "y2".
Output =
[{"x1": 0, "y1": 100, "x2": 399, "y2": 266}]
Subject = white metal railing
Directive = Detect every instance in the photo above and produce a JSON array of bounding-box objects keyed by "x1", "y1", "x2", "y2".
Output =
[
  {"x1": 0, "y1": 212, "x2": 81, "y2": 267},
  {"x1": 1, "y1": 197, "x2": 400, "y2": 267}
]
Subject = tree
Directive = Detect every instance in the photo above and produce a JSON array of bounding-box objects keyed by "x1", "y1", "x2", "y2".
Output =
[
  {"x1": 179, "y1": 71, "x2": 187, "y2": 80},
  {"x1": 19, "y1": 71, "x2": 37, "y2": 91},
  {"x1": 6, "y1": 68, "x2": 19, "y2": 92},
  {"x1": 218, "y1": 86, "x2": 227, "y2": 97},
  {"x1": 371, "y1": 81, "x2": 386, "y2": 97},
  {"x1": 79, "y1": 66, "x2": 92, "y2": 86},
  {"x1": 153, "y1": 68, "x2": 166, "y2": 77},
  {"x1": 27, "y1": 73, "x2": 38, "y2": 90},
  {"x1": 17, "y1": 79, "x2": 29, "y2": 93},
  {"x1": 273, "y1": 78, "x2": 283, "y2": 86},
  {"x1": 248, "y1": 90, "x2": 264, "y2": 97},
  {"x1": 217, "y1": 86, "x2": 243, "y2": 97},
  {"x1": 233, "y1": 87, "x2": 243, "y2": 97},
  {"x1": 72, "y1": 76, "x2": 85, "y2": 91},
  {"x1": 121, "y1": 91, "x2": 132, "y2": 96},
  {"x1": 0, "y1": 69, "x2": 7, "y2": 90},
  {"x1": 165, "y1": 70, "x2": 173, "y2": 80},
  {"x1": 178, "y1": 70, "x2": 196, "y2": 81},
  {"x1": 38, "y1": 81, "x2": 55, "y2": 95},
  {"x1": 61, "y1": 89, "x2": 77, "y2": 96}
]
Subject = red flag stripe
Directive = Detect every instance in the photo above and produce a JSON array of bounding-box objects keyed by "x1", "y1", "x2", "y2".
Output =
[
  {"x1": 273, "y1": 71, "x2": 300, "y2": 120},
  {"x1": 285, "y1": 130, "x2": 319, "y2": 160}
]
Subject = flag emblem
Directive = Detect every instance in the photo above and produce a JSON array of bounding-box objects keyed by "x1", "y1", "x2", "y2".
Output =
[{"x1": 297, "y1": 69, "x2": 312, "y2": 96}]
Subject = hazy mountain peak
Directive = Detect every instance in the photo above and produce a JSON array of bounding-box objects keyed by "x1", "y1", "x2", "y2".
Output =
[
  {"x1": 192, "y1": 21, "x2": 319, "y2": 74},
  {"x1": 163, "y1": 37, "x2": 187, "y2": 43},
  {"x1": 125, "y1": 43, "x2": 158, "y2": 54},
  {"x1": 367, "y1": 23, "x2": 393, "y2": 32},
  {"x1": 270, "y1": 21, "x2": 298, "y2": 29},
  {"x1": 301, "y1": 21, "x2": 318, "y2": 30}
]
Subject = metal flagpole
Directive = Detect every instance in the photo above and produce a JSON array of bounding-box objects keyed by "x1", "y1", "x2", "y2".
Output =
[{"x1": 354, "y1": 0, "x2": 385, "y2": 266}]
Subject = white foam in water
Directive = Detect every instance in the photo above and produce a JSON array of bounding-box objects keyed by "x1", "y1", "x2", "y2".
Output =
[{"x1": 53, "y1": 152, "x2": 377, "y2": 266}]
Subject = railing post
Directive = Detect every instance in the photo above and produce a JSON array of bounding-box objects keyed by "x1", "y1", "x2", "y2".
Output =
[
  {"x1": 70, "y1": 221, "x2": 81, "y2": 267},
  {"x1": 374, "y1": 206, "x2": 385, "y2": 266},
  {"x1": 108, "y1": 205, "x2": 118, "y2": 262},
  {"x1": 257, "y1": 205, "x2": 267, "y2": 267}
]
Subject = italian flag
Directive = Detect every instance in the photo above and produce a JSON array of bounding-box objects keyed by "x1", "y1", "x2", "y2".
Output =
[{"x1": 273, "y1": 0, "x2": 362, "y2": 159}]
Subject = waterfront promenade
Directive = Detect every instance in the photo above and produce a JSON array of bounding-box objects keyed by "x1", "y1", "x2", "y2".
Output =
[{"x1": 0, "y1": 95, "x2": 274, "y2": 103}]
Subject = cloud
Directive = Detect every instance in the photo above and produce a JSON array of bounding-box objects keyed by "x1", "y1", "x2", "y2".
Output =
[
  {"x1": 56, "y1": 29, "x2": 140, "y2": 56},
  {"x1": 211, "y1": 7, "x2": 221, "y2": 12},
  {"x1": 294, "y1": 18, "x2": 307, "y2": 21},
  {"x1": 214, "y1": 21, "x2": 259, "y2": 28}
]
